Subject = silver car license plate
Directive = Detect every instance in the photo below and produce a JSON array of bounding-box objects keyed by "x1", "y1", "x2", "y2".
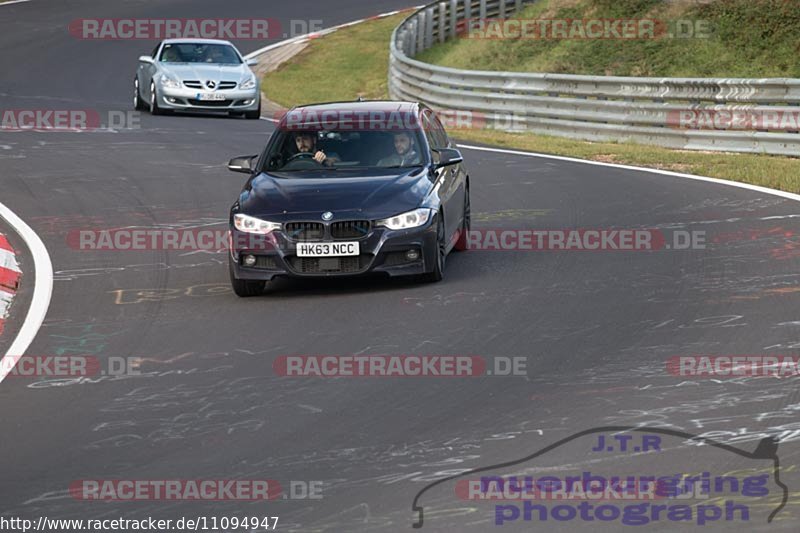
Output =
[{"x1": 196, "y1": 93, "x2": 226, "y2": 101}]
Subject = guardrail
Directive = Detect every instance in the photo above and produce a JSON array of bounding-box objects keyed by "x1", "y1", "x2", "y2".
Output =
[{"x1": 388, "y1": 0, "x2": 800, "y2": 156}]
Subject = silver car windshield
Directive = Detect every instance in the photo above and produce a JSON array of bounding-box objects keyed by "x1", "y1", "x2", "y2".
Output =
[{"x1": 160, "y1": 43, "x2": 242, "y2": 64}]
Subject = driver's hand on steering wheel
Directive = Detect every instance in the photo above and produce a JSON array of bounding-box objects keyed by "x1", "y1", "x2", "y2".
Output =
[{"x1": 313, "y1": 150, "x2": 328, "y2": 165}]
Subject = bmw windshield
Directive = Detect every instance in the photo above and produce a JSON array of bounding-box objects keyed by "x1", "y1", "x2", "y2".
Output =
[{"x1": 262, "y1": 127, "x2": 428, "y2": 174}]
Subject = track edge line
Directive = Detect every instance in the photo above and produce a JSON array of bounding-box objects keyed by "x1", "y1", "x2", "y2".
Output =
[
  {"x1": 456, "y1": 144, "x2": 800, "y2": 203},
  {"x1": 0, "y1": 201, "x2": 53, "y2": 384}
]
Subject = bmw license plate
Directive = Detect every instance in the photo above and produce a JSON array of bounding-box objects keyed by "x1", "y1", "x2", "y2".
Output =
[
  {"x1": 196, "y1": 93, "x2": 226, "y2": 101},
  {"x1": 297, "y1": 241, "x2": 360, "y2": 257}
]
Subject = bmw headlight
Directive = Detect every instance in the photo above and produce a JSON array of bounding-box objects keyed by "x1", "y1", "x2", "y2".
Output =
[
  {"x1": 234, "y1": 214, "x2": 281, "y2": 234},
  {"x1": 376, "y1": 208, "x2": 431, "y2": 230},
  {"x1": 160, "y1": 75, "x2": 181, "y2": 89},
  {"x1": 240, "y1": 76, "x2": 257, "y2": 90}
]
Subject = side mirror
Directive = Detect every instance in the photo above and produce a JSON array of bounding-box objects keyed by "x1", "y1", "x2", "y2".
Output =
[
  {"x1": 246, "y1": 58, "x2": 259, "y2": 67},
  {"x1": 138, "y1": 55, "x2": 154, "y2": 64},
  {"x1": 228, "y1": 155, "x2": 258, "y2": 174},
  {"x1": 432, "y1": 148, "x2": 463, "y2": 169}
]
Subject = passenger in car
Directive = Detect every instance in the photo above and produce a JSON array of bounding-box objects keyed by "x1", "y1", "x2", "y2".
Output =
[{"x1": 377, "y1": 132, "x2": 422, "y2": 167}]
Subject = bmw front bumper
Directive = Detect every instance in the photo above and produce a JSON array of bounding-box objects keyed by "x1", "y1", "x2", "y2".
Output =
[{"x1": 229, "y1": 220, "x2": 439, "y2": 281}]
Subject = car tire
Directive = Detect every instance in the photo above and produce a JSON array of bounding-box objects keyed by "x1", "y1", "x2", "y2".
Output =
[
  {"x1": 422, "y1": 211, "x2": 445, "y2": 283},
  {"x1": 245, "y1": 100, "x2": 261, "y2": 120},
  {"x1": 133, "y1": 78, "x2": 147, "y2": 111},
  {"x1": 229, "y1": 256, "x2": 266, "y2": 297},
  {"x1": 454, "y1": 183, "x2": 471, "y2": 252},
  {"x1": 149, "y1": 81, "x2": 166, "y2": 115}
]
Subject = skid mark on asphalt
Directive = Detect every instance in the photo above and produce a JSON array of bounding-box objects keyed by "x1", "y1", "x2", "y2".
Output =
[
  {"x1": 673, "y1": 196, "x2": 788, "y2": 215},
  {"x1": 109, "y1": 282, "x2": 231, "y2": 304},
  {"x1": 652, "y1": 213, "x2": 800, "y2": 229},
  {"x1": 402, "y1": 287, "x2": 534, "y2": 308},
  {"x1": 48, "y1": 323, "x2": 123, "y2": 356},
  {"x1": 54, "y1": 257, "x2": 226, "y2": 281},
  {"x1": 473, "y1": 209, "x2": 552, "y2": 222},
  {"x1": 82, "y1": 374, "x2": 333, "y2": 450}
]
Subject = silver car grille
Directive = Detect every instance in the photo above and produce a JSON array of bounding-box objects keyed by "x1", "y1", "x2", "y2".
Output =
[{"x1": 182, "y1": 80, "x2": 238, "y2": 90}]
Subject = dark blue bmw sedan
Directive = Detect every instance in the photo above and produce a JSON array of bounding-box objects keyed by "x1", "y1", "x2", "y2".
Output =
[{"x1": 226, "y1": 100, "x2": 470, "y2": 297}]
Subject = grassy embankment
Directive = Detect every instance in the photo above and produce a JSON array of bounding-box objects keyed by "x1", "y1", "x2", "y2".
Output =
[{"x1": 263, "y1": 3, "x2": 800, "y2": 192}]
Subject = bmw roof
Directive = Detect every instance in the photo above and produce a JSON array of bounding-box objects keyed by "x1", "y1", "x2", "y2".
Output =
[
  {"x1": 278, "y1": 100, "x2": 424, "y2": 129},
  {"x1": 288, "y1": 100, "x2": 420, "y2": 114}
]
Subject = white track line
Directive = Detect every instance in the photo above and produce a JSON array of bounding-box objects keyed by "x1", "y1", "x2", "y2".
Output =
[
  {"x1": 457, "y1": 144, "x2": 800, "y2": 203},
  {"x1": 0, "y1": 202, "x2": 53, "y2": 385},
  {"x1": 0, "y1": 0, "x2": 32, "y2": 7}
]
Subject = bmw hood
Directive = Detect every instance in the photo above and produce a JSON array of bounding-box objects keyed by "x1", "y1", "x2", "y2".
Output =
[{"x1": 241, "y1": 168, "x2": 433, "y2": 220}]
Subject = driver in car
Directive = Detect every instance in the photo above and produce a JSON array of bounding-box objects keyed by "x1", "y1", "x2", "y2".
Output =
[
  {"x1": 293, "y1": 132, "x2": 338, "y2": 166},
  {"x1": 378, "y1": 132, "x2": 421, "y2": 167},
  {"x1": 162, "y1": 46, "x2": 181, "y2": 62}
]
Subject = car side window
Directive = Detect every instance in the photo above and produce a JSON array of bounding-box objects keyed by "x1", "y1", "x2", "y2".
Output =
[
  {"x1": 421, "y1": 113, "x2": 438, "y2": 151},
  {"x1": 423, "y1": 110, "x2": 449, "y2": 148},
  {"x1": 151, "y1": 42, "x2": 161, "y2": 59},
  {"x1": 430, "y1": 113, "x2": 450, "y2": 148}
]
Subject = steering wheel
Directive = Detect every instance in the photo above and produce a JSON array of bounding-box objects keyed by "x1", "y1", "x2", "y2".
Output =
[{"x1": 287, "y1": 152, "x2": 317, "y2": 162}]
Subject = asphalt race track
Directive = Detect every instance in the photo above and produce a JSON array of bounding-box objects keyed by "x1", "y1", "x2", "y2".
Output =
[{"x1": 1, "y1": 1, "x2": 799, "y2": 531}]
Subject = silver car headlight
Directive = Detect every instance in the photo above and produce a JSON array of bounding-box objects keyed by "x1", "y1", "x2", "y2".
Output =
[
  {"x1": 160, "y1": 76, "x2": 181, "y2": 89},
  {"x1": 239, "y1": 76, "x2": 257, "y2": 90},
  {"x1": 376, "y1": 208, "x2": 432, "y2": 230},
  {"x1": 234, "y1": 214, "x2": 281, "y2": 234}
]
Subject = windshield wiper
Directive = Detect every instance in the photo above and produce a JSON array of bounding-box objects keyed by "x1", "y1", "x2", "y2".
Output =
[{"x1": 274, "y1": 167, "x2": 340, "y2": 172}]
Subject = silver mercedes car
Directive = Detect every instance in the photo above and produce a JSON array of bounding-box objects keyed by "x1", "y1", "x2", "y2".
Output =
[{"x1": 134, "y1": 39, "x2": 261, "y2": 119}]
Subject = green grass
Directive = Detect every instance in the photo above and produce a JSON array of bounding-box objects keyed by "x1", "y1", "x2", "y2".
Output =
[
  {"x1": 262, "y1": 8, "x2": 800, "y2": 193},
  {"x1": 417, "y1": 0, "x2": 800, "y2": 77},
  {"x1": 262, "y1": 14, "x2": 407, "y2": 106}
]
